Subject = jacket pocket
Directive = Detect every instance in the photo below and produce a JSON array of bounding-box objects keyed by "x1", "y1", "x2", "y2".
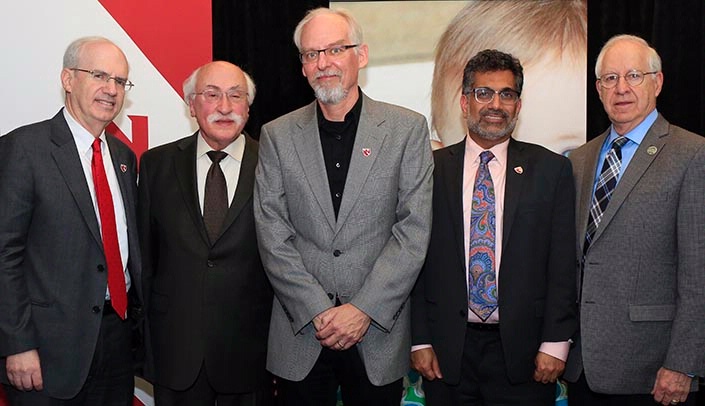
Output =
[{"x1": 628, "y1": 304, "x2": 675, "y2": 321}]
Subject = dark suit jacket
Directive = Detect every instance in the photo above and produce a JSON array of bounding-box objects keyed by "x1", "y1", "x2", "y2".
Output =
[
  {"x1": 564, "y1": 115, "x2": 705, "y2": 393},
  {"x1": 411, "y1": 138, "x2": 577, "y2": 385},
  {"x1": 138, "y1": 132, "x2": 273, "y2": 392},
  {"x1": 0, "y1": 110, "x2": 143, "y2": 399}
]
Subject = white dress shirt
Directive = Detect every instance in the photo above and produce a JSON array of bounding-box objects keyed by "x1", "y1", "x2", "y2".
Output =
[
  {"x1": 195, "y1": 132, "x2": 245, "y2": 213},
  {"x1": 64, "y1": 108, "x2": 131, "y2": 298}
]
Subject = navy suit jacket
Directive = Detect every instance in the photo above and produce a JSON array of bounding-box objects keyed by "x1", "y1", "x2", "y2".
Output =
[
  {"x1": 0, "y1": 110, "x2": 143, "y2": 399},
  {"x1": 411, "y1": 138, "x2": 577, "y2": 384}
]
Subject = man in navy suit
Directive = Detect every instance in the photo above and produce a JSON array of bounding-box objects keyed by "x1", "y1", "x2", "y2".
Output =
[
  {"x1": 0, "y1": 36, "x2": 143, "y2": 406},
  {"x1": 411, "y1": 49, "x2": 577, "y2": 406}
]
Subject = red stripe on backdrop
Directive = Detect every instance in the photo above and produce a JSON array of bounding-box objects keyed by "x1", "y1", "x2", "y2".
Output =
[{"x1": 98, "y1": 0, "x2": 212, "y2": 97}]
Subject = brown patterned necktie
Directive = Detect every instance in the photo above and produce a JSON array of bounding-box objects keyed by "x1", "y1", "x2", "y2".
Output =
[{"x1": 204, "y1": 151, "x2": 228, "y2": 244}]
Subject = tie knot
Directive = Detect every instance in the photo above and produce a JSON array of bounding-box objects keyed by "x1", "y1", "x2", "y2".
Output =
[
  {"x1": 91, "y1": 138, "x2": 102, "y2": 153},
  {"x1": 479, "y1": 151, "x2": 494, "y2": 165},
  {"x1": 612, "y1": 136, "x2": 628, "y2": 150},
  {"x1": 207, "y1": 150, "x2": 228, "y2": 164}
]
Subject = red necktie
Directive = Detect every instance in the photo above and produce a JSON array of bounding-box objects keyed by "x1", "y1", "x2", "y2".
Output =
[{"x1": 91, "y1": 139, "x2": 127, "y2": 319}]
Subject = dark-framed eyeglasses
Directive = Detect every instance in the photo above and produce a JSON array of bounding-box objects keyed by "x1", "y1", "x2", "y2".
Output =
[
  {"x1": 194, "y1": 88, "x2": 248, "y2": 104},
  {"x1": 299, "y1": 44, "x2": 359, "y2": 64},
  {"x1": 466, "y1": 87, "x2": 520, "y2": 105},
  {"x1": 598, "y1": 70, "x2": 658, "y2": 89},
  {"x1": 70, "y1": 68, "x2": 134, "y2": 91}
]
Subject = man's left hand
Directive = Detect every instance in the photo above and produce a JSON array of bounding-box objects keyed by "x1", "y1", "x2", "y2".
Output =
[
  {"x1": 533, "y1": 352, "x2": 565, "y2": 383},
  {"x1": 315, "y1": 303, "x2": 371, "y2": 350},
  {"x1": 651, "y1": 367, "x2": 692, "y2": 405}
]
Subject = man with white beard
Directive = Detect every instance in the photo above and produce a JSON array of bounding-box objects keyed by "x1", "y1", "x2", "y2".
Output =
[
  {"x1": 253, "y1": 7, "x2": 433, "y2": 406},
  {"x1": 138, "y1": 61, "x2": 275, "y2": 406}
]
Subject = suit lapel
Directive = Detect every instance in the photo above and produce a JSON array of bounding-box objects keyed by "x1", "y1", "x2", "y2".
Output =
[
  {"x1": 445, "y1": 141, "x2": 467, "y2": 270},
  {"x1": 335, "y1": 96, "x2": 386, "y2": 232},
  {"x1": 575, "y1": 132, "x2": 607, "y2": 252},
  {"x1": 218, "y1": 133, "x2": 257, "y2": 238},
  {"x1": 174, "y1": 132, "x2": 210, "y2": 246},
  {"x1": 49, "y1": 112, "x2": 103, "y2": 248},
  {"x1": 592, "y1": 116, "x2": 668, "y2": 242},
  {"x1": 292, "y1": 102, "x2": 337, "y2": 232},
  {"x1": 502, "y1": 139, "x2": 526, "y2": 248},
  {"x1": 106, "y1": 135, "x2": 134, "y2": 215}
]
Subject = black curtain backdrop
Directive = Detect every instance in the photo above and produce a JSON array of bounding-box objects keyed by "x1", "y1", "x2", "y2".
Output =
[
  {"x1": 587, "y1": 0, "x2": 705, "y2": 141},
  {"x1": 212, "y1": 0, "x2": 328, "y2": 139}
]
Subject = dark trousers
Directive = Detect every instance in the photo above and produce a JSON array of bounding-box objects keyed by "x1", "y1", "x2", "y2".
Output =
[
  {"x1": 154, "y1": 362, "x2": 274, "y2": 406},
  {"x1": 4, "y1": 306, "x2": 134, "y2": 406},
  {"x1": 424, "y1": 324, "x2": 555, "y2": 406},
  {"x1": 568, "y1": 372, "x2": 696, "y2": 406},
  {"x1": 276, "y1": 345, "x2": 402, "y2": 406}
]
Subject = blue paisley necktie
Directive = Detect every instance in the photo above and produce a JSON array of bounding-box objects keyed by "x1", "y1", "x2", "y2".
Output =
[{"x1": 468, "y1": 150, "x2": 498, "y2": 321}]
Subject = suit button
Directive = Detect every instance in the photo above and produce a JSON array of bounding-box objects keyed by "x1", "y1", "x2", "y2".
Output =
[
  {"x1": 97, "y1": 265, "x2": 105, "y2": 272},
  {"x1": 327, "y1": 293, "x2": 334, "y2": 300},
  {"x1": 333, "y1": 250, "x2": 341, "y2": 257},
  {"x1": 459, "y1": 309, "x2": 467, "y2": 318},
  {"x1": 207, "y1": 260, "x2": 215, "y2": 268},
  {"x1": 92, "y1": 306, "x2": 101, "y2": 313}
]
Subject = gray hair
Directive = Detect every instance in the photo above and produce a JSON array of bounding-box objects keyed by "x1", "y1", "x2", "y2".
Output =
[
  {"x1": 63, "y1": 36, "x2": 120, "y2": 69},
  {"x1": 595, "y1": 34, "x2": 662, "y2": 78},
  {"x1": 182, "y1": 63, "x2": 257, "y2": 107},
  {"x1": 293, "y1": 7, "x2": 363, "y2": 52}
]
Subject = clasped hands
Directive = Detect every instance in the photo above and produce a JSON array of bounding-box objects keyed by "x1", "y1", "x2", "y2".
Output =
[{"x1": 313, "y1": 303, "x2": 371, "y2": 351}]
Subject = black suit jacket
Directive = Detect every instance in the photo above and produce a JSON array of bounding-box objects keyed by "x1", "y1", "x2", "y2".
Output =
[
  {"x1": 138, "y1": 132, "x2": 273, "y2": 392},
  {"x1": 411, "y1": 138, "x2": 577, "y2": 384},
  {"x1": 0, "y1": 110, "x2": 143, "y2": 399}
]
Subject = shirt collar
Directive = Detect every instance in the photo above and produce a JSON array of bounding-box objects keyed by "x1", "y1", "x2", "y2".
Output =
[
  {"x1": 63, "y1": 107, "x2": 106, "y2": 156},
  {"x1": 607, "y1": 108, "x2": 659, "y2": 147},
  {"x1": 316, "y1": 88, "x2": 363, "y2": 134},
  {"x1": 464, "y1": 134, "x2": 510, "y2": 166},
  {"x1": 196, "y1": 131, "x2": 246, "y2": 162}
]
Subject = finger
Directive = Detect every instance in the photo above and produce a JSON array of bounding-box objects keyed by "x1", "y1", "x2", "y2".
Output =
[
  {"x1": 20, "y1": 373, "x2": 34, "y2": 391},
  {"x1": 431, "y1": 357, "x2": 443, "y2": 379},
  {"x1": 32, "y1": 370, "x2": 43, "y2": 391}
]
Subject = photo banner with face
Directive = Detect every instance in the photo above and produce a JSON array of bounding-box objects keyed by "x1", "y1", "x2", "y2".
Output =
[{"x1": 333, "y1": 0, "x2": 587, "y2": 156}]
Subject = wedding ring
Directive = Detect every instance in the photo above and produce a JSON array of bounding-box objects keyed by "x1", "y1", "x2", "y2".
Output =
[
  {"x1": 337, "y1": 341, "x2": 344, "y2": 349},
  {"x1": 671, "y1": 401, "x2": 679, "y2": 404}
]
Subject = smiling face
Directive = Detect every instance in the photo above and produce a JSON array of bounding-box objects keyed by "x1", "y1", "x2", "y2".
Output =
[
  {"x1": 299, "y1": 13, "x2": 368, "y2": 108},
  {"x1": 461, "y1": 70, "x2": 522, "y2": 149},
  {"x1": 61, "y1": 40, "x2": 129, "y2": 137},
  {"x1": 596, "y1": 40, "x2": 663, "y2": 135},
  {"x1": 189, "y1": 61, "x2": 250, "y2": 151}
]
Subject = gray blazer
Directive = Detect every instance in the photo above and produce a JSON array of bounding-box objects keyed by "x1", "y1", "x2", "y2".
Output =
[
  {"x1": 0, "y1": 110, "x2": 142, "y2": 398},
  {"x1": 254, "y1": 94, "x2": 433, "y2": 385},
  {"x1": 564, "y1": 114, "x2": 705, "y2": 393}
]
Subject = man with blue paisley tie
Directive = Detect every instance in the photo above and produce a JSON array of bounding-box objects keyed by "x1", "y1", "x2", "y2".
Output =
[{"x1": 410, "y1": 49, "x2": 577, "y2": 406}]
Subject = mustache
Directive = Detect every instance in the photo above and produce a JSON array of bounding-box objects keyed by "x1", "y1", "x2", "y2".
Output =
[
  {"x1": 480, "y1": 108, "x2": 509, "y2": 119},
  {"x1": 314, "y1": 70, "x2": 342, "y2": 79},
  {"x1": 207, "y1": 112, "x2": 244, "y2": 126}
]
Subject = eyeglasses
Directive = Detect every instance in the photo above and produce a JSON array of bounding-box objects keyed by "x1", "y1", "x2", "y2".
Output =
[
  {"x1": 299, "y1": 44, "x2": 359, "y2": 64},
  {"x1": 194, "y1": 88, "x2": 248, "y2": 104},
  {"x1": 70, "y1": 68, "x2": 134, "y2": 91},
  {"x1": 598, "y1": 70, "x2": 658, "y2": 88},
  {"x1": 466, "y1": 87, "x2": 520, "y2": 105}
]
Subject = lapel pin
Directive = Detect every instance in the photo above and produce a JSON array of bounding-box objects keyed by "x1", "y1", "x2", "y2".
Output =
[
  {"x1": 514, "y1": 166, "x2": 523, "y2": 174},
  {"x1": 646, "y1": 145, "x2": 658, "y2": 155},
  {"x1": 120, "y1": 164, "x2": 127, "y2": 173},
  {"x1": 362, "y1": 148, "x2": 371, "y2": 157}
]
